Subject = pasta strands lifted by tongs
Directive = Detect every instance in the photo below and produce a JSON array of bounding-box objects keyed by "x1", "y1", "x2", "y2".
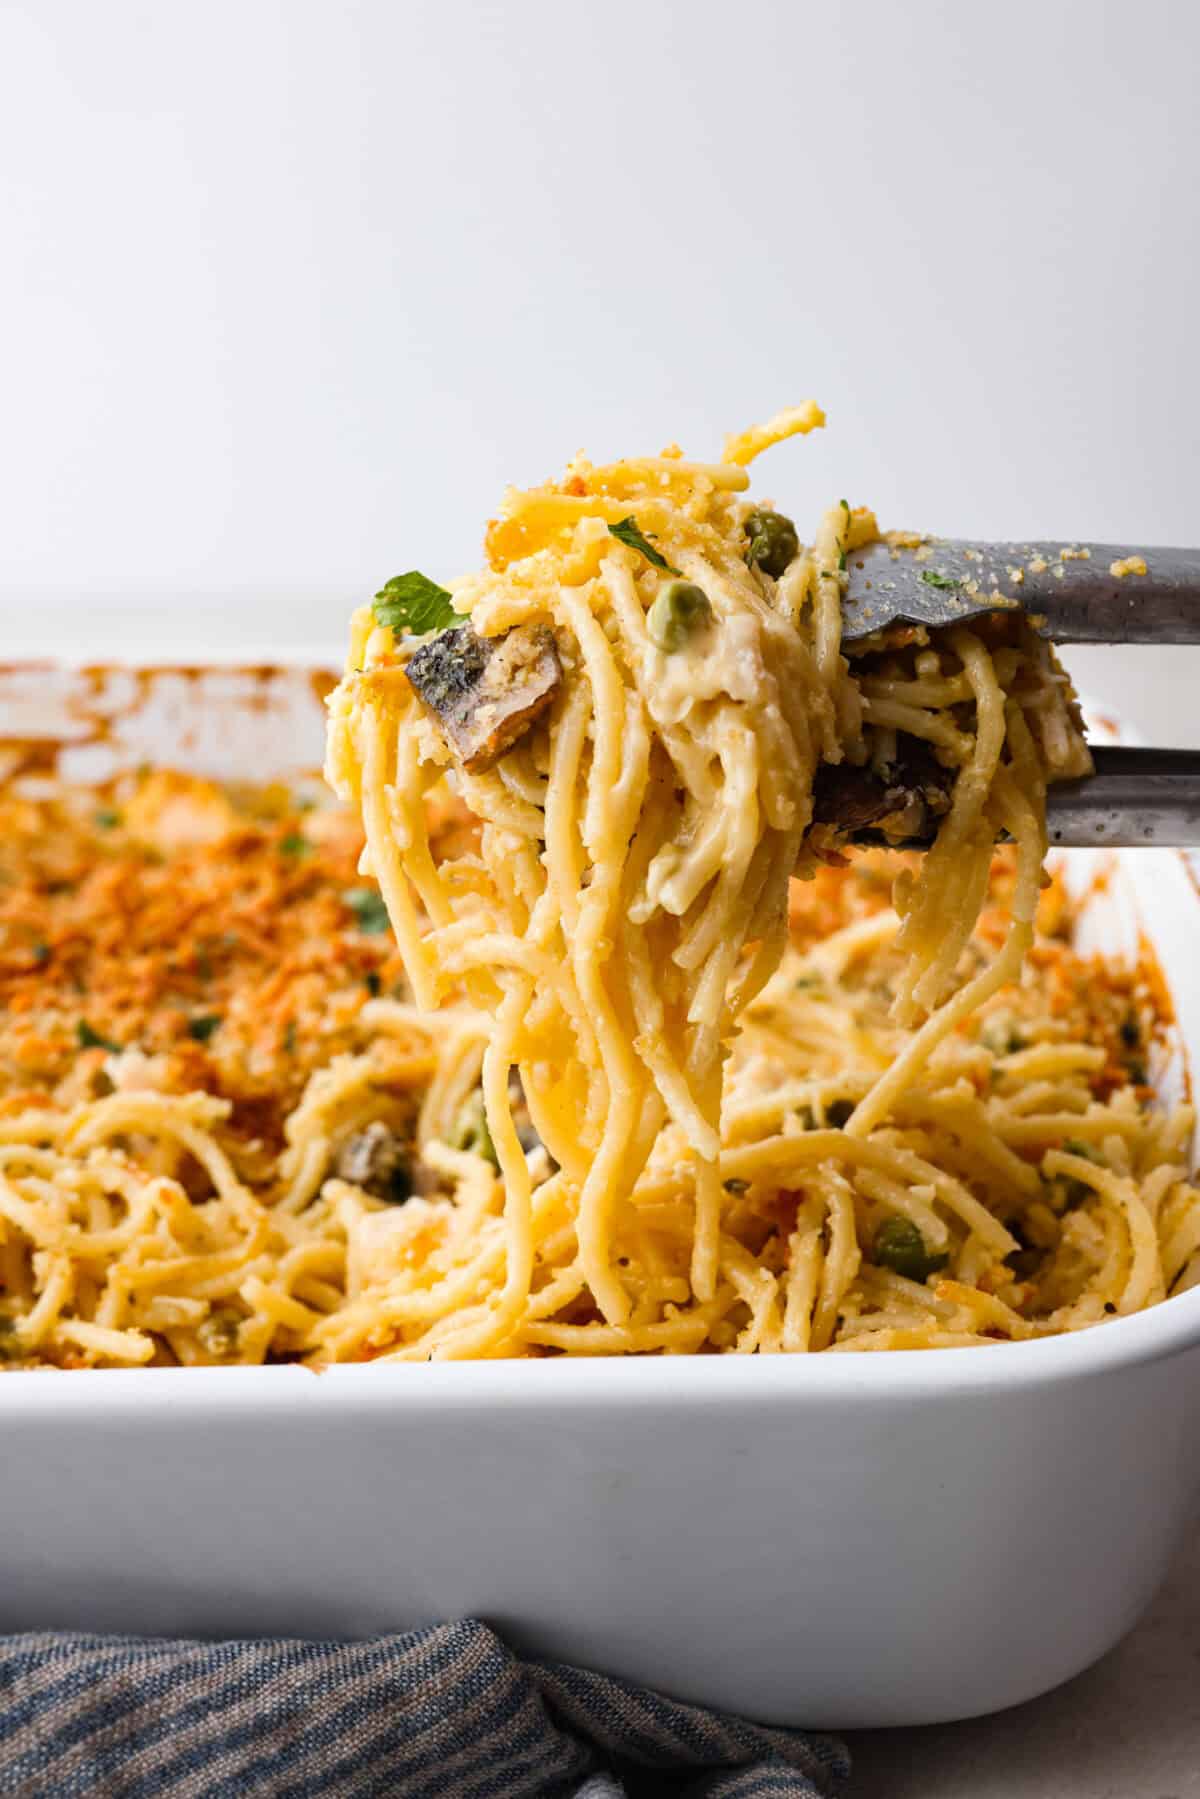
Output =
[{"x1": 325, "y1": 408, "x2": 1092, "y2": 1349}]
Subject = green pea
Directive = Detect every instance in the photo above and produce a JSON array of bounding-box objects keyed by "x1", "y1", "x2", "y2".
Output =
[
  {"x1": 872, "y1": 1215, "x2": 949, "y2": 1283},
  {"x1": 197, "y1": 1308, "x2": 241, "y2": 1359},
  {"x1": 646, "y1": 580, "x2": 712, "y2": 653},
  {"x1": 744, "y1": 508, "x2": 799, "y2": 579},
  {"x1": 452, "y1": 1090, "x2": 500, "y2": 1170},
  {"x1": 1044, "y1": 1174, "x2": 1090, "y2": 1213}
]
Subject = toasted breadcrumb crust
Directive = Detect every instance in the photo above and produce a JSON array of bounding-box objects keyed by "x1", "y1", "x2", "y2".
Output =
[{"x1": 0, "y1": 771, "x2": 420, "y2": 1145}]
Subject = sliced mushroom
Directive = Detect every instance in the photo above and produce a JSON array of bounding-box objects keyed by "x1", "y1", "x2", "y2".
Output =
[
  {"x1": 812, "y1": 738, "x2": 956, "y2": 846},
  {"x1": 405, "y1": 622, "x2": 561, "y2": 774},
  {"x1": 334, "y1": 1120, "x2": 413, "y2": 1203}
]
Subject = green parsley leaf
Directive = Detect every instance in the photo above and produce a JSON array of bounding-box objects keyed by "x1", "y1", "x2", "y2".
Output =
[
  {"x1": 283, "y1": 1020, "x2": 297, "y2": 1056},
  {"x1": 840, "y1": 498, "x2": 850, "y2": 514},
  {"x1": 919, "y1": 569, "x2": 960, "y2": 591},
  {"x1": 94, "y1": 808, "x2": 121, "y2": 830},
  {"x1": 187, "y1": 1014, "x2": 222, "y2": 1043},
  {"x1": 279, "y1": 832, "x2": 312, "y2": 859},
  {"x1": 372, "y1": 572, "x2": 459, "y2": 636},
  {"x1": 607, "y1": 516, "x2": 680, "y2": 575},
  {"x1": 838, "y1": 550, "x2": 847, "y2": 572},
  {"x1": 77, "y1": 1020, "x2": 121, "y2": 1053},
  {"x1": 343, "y1": 887, "x2": 391, "y2": 935}
]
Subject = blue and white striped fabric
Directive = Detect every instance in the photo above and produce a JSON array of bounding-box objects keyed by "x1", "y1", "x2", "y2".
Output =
[{"x1": 0, "y1": 1619, "x2": 850, "y2": 1797}]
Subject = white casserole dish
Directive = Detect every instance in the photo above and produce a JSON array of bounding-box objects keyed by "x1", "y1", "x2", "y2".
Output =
[{"x1": 1, "y1": 662, "x2": 1198, "y2": 1730}]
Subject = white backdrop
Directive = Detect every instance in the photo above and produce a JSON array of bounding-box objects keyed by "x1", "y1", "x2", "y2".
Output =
[{"x1": 1, "y1": 0, "x2": 1197, "y2": 732}]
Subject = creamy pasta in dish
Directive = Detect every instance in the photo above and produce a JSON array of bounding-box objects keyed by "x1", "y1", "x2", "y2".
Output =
[{"x1": 2, "y1": 410, "x2": 1196, "y2": 1367}]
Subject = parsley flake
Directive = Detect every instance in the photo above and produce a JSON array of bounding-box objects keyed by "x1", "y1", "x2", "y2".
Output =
[
  {"x1": 372, "y1": 572, "x2": 459, "y2": 636},
  {"x1": 279, "y1": 832, "x2": 312, "y2": 859},
  {"x1": 187, "y1": 1014, "x2": 222, "y2": 1043},
  {"x1": 343, "y1": 887, "x2": 391, "y2": 935},
  {"x1": 919, "y1": 570, "x2": 960, "y2": 591},
  {"x1": 94, "y1": 808, "x2": 121, "y2": 830},
  {"x1": 607, "y1": 516, "x2": 680, "y2": 575},
  {"x1": 77, "y1": 1020, "x2": 121, "y2": 1053}
]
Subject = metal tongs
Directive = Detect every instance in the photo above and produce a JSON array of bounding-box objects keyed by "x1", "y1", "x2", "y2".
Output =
[{"x1": 835, "y1": 539, "x2": 1200, "y2": 849}]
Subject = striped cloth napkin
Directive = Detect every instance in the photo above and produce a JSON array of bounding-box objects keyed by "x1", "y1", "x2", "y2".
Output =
[{"x1": 0, "y1": 1619, "x2": 850, "y2": 1798}]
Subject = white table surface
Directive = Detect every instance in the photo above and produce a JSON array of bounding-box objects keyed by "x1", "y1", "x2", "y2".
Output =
[{"x1": 847, "y1": 1523, "x2": 1200, "y2": 1797}]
